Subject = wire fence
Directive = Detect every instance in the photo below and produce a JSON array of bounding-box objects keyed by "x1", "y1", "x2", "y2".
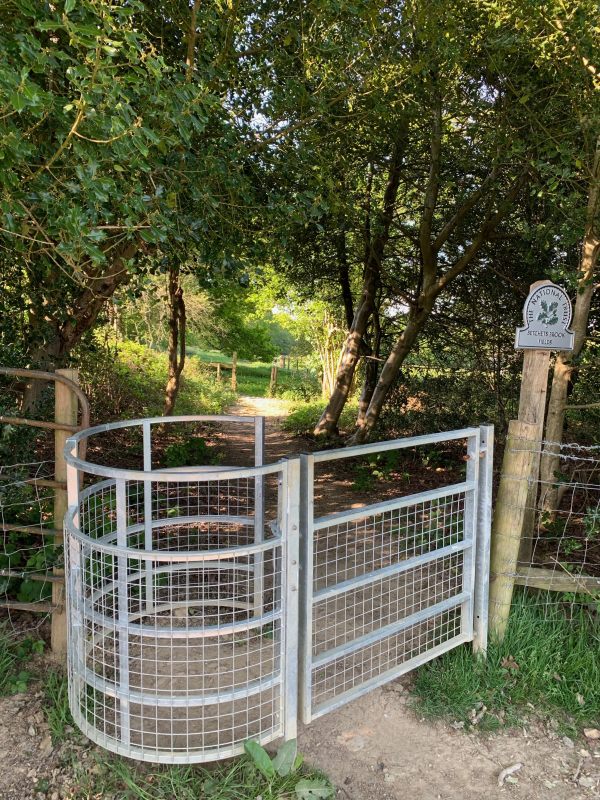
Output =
[
  {"x1": 0, "y1": 459, "x2": 60, "y2": 626},
  {"x1": 490, "y1": 436, "x2": 600, "y2": 627}
]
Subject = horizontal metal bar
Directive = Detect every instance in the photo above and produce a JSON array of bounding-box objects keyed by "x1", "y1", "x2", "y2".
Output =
[
  {"x1": 65, "y1": 450, "x2": 284, "y2": 483},
  {"x1": 84, "y1": 568, "x2": 256, "y2": 612},
  {"x1": 313, "y1": 592, "x2": 468, "y2": 668},
  {"x1": 313, "y1": 539, "x2": 470, "y2": 602},
  {"x1": 313, "y1": 481, "x2": 473, "y2": 531},
  {"x1": 71, "y1": 712, "x2": 282, "y2": 765},
  {"x1": 79, "y1": 603, "x2": 281, "y2": 639},
  {"x1": 310, "y1": 632, "x2": 470, "y2": 721},
  {"x1": 67, "y1": 519, "x2": 281, "y2": 562},
  {"x1": 75, "y1": 660, "x2": 282, "y2": 707},
  {"x1": 311, "y1": 428, "x2": 479, "y2": 463},
  {"x1": 87, "y1": 515, "x2": 256, "y2": 548}
]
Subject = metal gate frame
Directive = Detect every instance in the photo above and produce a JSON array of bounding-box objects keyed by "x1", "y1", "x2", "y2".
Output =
[
  {"x1": 298, "y1": 425, "x2": 493, "y2": 724},
  {"x1": 64, "y1": 415, "x2": 300, "y2": 763}
]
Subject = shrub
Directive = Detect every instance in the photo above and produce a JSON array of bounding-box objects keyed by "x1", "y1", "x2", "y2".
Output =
[
  {"x1": 270, "y1": 371, "x2": 321, "y2": 401},
  {"x1": 281, "y1": 399, "x2": 358, "y2": 435},
  {"x1": 75, "y1": 336, "x2": 235, "y2": 422}
]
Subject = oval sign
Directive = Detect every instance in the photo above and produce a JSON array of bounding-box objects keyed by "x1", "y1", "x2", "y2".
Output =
[{"x1": 515, "y1": 281, "x2": 574, "y2": 351}]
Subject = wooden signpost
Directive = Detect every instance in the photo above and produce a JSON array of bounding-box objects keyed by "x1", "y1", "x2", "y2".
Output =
[{"x1": 489, "y1": 280, "x2": 575, "y2": 638}]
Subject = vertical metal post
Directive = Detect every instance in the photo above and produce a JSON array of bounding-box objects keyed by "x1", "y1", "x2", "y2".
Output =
[
  {"x1": 115, "y1": 478, "x2": 130, "y2": 746},
  {"x1": 142, "y1": 421, "x2": 154, "y2": 611},
  {"x1": 253, "y1": 416, "x2": 265, "y2": 616},
  {"x1": 283, "y1": 458, "x2": 300, "y2": 741},
  {"x1": 298, "y1": 453, "x2": 315, "y2": 724},
  {"x1": 65, "y1": 439, "x2": 82, "y2": 711},
  {"x1": 473, "y1": 425, "x2": 494, "y2": 655},
  {"x1": 461, "y1": 431, "x2": 480, "y2": 640}
]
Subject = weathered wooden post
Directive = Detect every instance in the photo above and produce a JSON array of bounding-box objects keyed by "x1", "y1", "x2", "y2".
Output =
[
  {"x1": 269, "y1": 362, "x2": 278, "y2": 395},
  {"x1": 52, "y1": 368, "x2": 79, "y2": 658},
  {"x1": 231, "y1": 352, "x2": 237, "y2": 391},
  {"x1": 514, "y1": 281, "x2": 574, "y2": 563},
  {"x1": 488, "y1": 419, "x2": 538, "y2": 640},
  {"x1": 488, "y1": 280, "x2": 575, "y2": 640},
  {"x1": 216, "y1": 362, "x2": 221, "y2": 381}
]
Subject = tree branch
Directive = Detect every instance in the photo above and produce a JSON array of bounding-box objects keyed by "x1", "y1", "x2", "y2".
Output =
[
  {"x1": 432, "y1": 165, "x2": 500, "y2": 252},
  {"x1": 435, "y1": 169, "x2": 528, "y2": 293},
  {"x1": 419, "y1": 97, "x2": 442, "y2": 282}
]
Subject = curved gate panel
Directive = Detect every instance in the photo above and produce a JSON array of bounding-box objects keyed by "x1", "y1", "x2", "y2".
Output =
[{"x1": 64, "y1": 417, "x2": 299, "y2": 764}]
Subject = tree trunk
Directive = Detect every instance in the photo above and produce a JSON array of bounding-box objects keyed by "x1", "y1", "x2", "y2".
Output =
[
  {"x1": 349, "y1": 301, "x2": 434, "y2": 444},
  {"x1": 314, "y1": 122, "x2": 408, "y2": 437},
  {"x1": 336, "y1": 229, "x2": 354, "y2": 329},
  {"x1": 540, "y1": 138, "x2": 600, "y2": 513},
  {"x1": 357, "y1": 312, "x2": 381, "y2": 426},
  {"x1": 163, "y1": 265, "x2": 186, "y2": 416}
]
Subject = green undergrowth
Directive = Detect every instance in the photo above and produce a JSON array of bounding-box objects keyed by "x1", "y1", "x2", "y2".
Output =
[
  {"x1": 43, "y1": 669, "x2": 73, "y2": 742},
  {"x1": 69, "y1": 740, "x2": 332, "y2": 800},
  {"x1": 281, "y1": 399, "x2": 359, "y2": 436},
  {"x1": 413, "y1": 593, "x2": 600, "y2": 734},
  {"x1": 0, "y1": 625, "x2": 44, "y2": 695},
  {"x1": 36, "y1": 668, "x2": 333, "y2": 800},
  {"x1": 76, "y1": 337, "x2": 236, "y2": 421},
  {"x1": 190, "y1": 350, "x2": 320, "y2": 400}
]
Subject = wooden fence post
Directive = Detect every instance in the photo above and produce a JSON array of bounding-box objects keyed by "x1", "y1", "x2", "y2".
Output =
[
  {"x1": 52, "y1": 368, "x2": 79, "y2": 659},
  {"x1": 231, "y1": 352, "x2": 237, "y2": 391},
  {"x1": 269, "y1": 363, "x2": 278, "y2": 395},
  {"x1": 216, "y1": 362, "x2": 221, "y2": 381},
  {"x1": 488, "y1": 419, "x2": 538, "y2": 641}
]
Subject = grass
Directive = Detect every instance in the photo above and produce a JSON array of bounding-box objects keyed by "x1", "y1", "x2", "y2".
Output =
[
  {"x1": 189, "y1": 349, "x2": 320, "y2": 400},
  {"x1": 33, "y1": 665, "x2": 334, "y2": 800},
  {"x1": 78, "y1": 338, "x2": 236, "y2": 420},
  {"x1": 44, "y1": 669, "x2": 73, "y2": 741},
  {"x1": 413, "y1": 592, "x2": 600, "y2": 733},
  {"x1": 69, "y1": 740, "x2": 333, "y2": 800}
]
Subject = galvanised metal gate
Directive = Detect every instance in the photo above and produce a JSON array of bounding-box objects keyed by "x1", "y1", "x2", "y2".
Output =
[
  {"x1": 298, "y1": 426, "x2": 493, "y2": 723},
  {"x1": 64, "y1": 419, "x2": 492, "y2": 762}
]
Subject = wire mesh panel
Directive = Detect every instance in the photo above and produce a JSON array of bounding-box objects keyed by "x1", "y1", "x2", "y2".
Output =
[
  {"x1": 299, "y1": 426, "x2": 493, "y2": 722},
  {"x1": 64, "y1": 416, "x2": 299, "y2": 764}
]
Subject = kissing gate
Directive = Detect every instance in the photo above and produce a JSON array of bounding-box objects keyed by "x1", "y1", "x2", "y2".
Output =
[{"x1": 64, "y1": 416, "x2": 493, "y2": 763}]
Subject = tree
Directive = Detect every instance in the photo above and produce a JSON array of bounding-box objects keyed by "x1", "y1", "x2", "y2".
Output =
[{"x1": 267, "y1": 0, "x2": 599, "y2": 441}]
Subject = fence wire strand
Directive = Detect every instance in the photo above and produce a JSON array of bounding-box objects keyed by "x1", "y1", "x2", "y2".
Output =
[
  {"x1": 0, "y1": 459, "x2": 59, "y2": 629},
  {"x1": 493, "y1": 438, "x2": 600, "y2": 619}
]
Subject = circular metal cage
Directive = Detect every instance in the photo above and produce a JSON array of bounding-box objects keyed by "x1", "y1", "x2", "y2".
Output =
[{"x1": 63, "y1": 416, "x2": 298, "y2": 764}]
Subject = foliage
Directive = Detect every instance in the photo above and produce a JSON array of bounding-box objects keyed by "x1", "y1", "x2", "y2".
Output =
[
  {"x1": 351, "y1": 451, "x2": 407, "y2": 492},
  {"x1": 164, "y1": 437, "x2": 221, "y2": 469},
  {"x1": 74, "y1": 336, "x2": 234, "y2": 421},
  {"x1": 413, "y1": 593, "x2": 600, "y2": 732},
  {"x1": 281, "y1": 400, "x2": 358, "y2": 436},
  {"x1": 0, "y1": 626, "x2": 44, "y2": 696},
  {"x1": 43, "y1": 670, "x2": 73, "y2": 742},
  {"x1": 71, "y1": 740, "x2": 333, "y2": 800},
  {"x1": 270, "y1": 371, "x2": 321, "y2": 402}
]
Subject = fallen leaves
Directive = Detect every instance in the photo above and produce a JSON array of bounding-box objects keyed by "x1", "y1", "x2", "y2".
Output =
[{"x1": 498, "y1": 762, "x2": 523, "y2": 786}]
